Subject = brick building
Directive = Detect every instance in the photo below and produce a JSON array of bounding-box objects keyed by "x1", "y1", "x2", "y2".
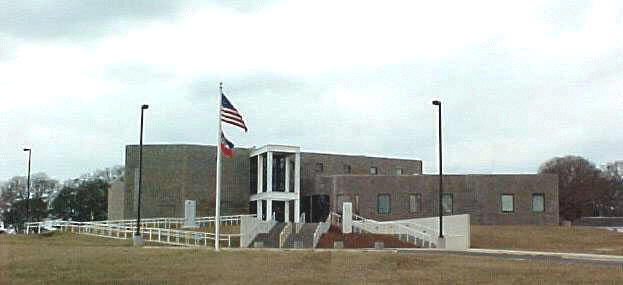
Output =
[{"x1": 108, "y1": 144, "x2": 558, "y2": 225}]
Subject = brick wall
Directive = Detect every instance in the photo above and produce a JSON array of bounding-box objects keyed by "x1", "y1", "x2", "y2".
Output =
[
  {"x1": 314, "y1": 174, "x2": 558, "y2": 225},
  {"x1": 300, "y1": 152, "x2": 423, "y2": 198},
  {"x1": 122, "y1": 144, "x2": 250, "y2": 219}
]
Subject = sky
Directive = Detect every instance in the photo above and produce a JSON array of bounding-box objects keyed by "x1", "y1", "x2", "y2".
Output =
[{"x1": 1, "y1": 0, "x2": 622, "y2": 182}]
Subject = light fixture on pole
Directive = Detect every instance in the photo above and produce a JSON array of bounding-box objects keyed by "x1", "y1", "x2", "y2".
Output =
[
  {"x1": 432, "y1": 100, "x2": 444, "y2": 240},
  {"x1": 23, "y1": 148, "x2": 32, "y2": 224},
  {"x1": 134, "y1": 104, "x2": 148, "y2": 246}
]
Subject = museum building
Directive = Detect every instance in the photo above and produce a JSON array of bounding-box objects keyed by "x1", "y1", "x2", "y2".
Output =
[{"x1": 107, "y1": 144, "x2": 559, "y2": 225}]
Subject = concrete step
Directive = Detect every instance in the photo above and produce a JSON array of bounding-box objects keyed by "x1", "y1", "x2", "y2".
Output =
[
  {"x1": 251, "y1": 223, "x2": 286, "y2": 248},
  {"x1": 284, "y1": 223, "x2": 318, "y2": 248}
]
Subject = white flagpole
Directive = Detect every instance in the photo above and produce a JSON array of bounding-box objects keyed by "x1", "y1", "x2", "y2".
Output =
[{"x1": 215, "y1": 82, "x2": 223, "y2": 251}]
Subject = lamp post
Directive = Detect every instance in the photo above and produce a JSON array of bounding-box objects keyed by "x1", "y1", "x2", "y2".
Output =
[
  {"x1": 432, "y1": 100, "x2": 444, "y2": 239},
  {"x1": 134, "y1": 104, "x2": 148, "y2": 246},
  {"x1": 23, "y1": 148, "x2": 32, "y2": 223}
]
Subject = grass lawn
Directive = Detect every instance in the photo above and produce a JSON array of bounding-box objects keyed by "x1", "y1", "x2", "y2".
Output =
[
  {"x1": 471, "y1": 225, "x2": 623, "y2": 255},
  {"x1": 3, "y1": 232, "x2": 623, "y2": 284}
]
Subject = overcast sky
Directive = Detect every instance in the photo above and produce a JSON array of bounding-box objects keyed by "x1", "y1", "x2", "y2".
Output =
[{"x1": 1, "y1": 0, "x2": 622, "y2": 181}]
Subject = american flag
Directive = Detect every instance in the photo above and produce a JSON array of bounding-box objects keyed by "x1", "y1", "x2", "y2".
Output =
[{"x1": 220, "y1": 93, "x2": 248, "y2": 132}]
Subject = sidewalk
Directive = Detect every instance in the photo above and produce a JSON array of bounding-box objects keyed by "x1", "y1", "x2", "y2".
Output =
[
  {"x1": 397, "y1": 248, "x2": 623, "y2": 266},
  {"x1": 146, "y1": 245, "x2": 623, "y2": 262},
  {"x1": 466, "y1": 248, "x2": 623, "y2": 262}
]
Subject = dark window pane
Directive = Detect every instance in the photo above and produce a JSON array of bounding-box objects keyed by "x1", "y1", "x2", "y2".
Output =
[
  {"x1": 442, "y1": 193, "x2": 453, "y2": 215},
  {"x1": 315, "y1": 163, "x2": 324, "y2": 173},
  {"x1": 377, "y1": 194, "x2": 390, "y2": 214},
  {"x1": 532, "y1": 193, "x2": 544, "y2": 212},
  {"x1": 344, "y1": 164, "x2": 351, "y2": 174},
  {"x1": 370, "y1": 167, "x2": 378, "y2": 175},
  {"x1": 501, "y1": 194, "x2": 514, "y2": 213}
]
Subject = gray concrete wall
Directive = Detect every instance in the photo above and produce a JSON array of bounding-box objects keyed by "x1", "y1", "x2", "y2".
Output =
[
  {"x1": 315, "y1": 174, "x2": 558, "y2": 225},
  {"x1": 107, "y1": 179, "x2": 125, "y2": 220}
]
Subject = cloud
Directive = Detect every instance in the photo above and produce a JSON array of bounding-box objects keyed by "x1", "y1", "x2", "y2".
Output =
[{"x1": 1, "y1": 1, "x2": 623, "y2": 181}]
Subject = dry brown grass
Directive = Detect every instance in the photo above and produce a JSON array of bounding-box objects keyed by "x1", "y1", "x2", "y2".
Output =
[
  {"x1": 3, "y1": 232, "x2": 623, "y2": 284},
  {"x1": 471, "y1": 225, "x2": 623, "y2": 255}
]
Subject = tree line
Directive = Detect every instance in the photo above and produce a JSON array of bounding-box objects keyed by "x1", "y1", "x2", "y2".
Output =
[
  {"x1": 0, "y1": 166, "x2": 123, "y2": 227},
  {"x1": 538, "y1": 156, "x2": 623, "y2": 221},
  {"x1": 1, "y1": 156, "x2": 622, "y2": 226}
]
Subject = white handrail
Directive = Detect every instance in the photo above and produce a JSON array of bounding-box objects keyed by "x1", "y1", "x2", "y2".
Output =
[
  {"x1": 23, "y1": 218, "x2": 245, "y2": 248},
  {"x1": 279, "y1": 223, "x2": 292, "y2": 248},
  {"x1": 348, "y1": 213, "x2": 437, "y2": 247},
  {"x1": 312, "y1": 222, "x2": 330, "y2": 248}
]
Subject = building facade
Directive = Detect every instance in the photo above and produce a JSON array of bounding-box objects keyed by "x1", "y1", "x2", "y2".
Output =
[
  {"x1": 108, "y1": 144, "x2": 558, "y2": 225},
  {"x1": 313, "y1": 174, "x2": 558, "y2": 225}
]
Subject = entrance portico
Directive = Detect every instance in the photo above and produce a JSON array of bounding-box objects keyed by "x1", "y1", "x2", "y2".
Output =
[{"x1": 250, "y1": 145, "x2": 301, "y2": 223}]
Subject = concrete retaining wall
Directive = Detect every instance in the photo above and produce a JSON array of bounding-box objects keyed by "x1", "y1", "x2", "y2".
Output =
[{"x1": 395, "y1": 214, "x2": 470, "y2": 250}]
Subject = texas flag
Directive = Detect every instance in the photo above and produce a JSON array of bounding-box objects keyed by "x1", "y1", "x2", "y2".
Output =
[{"x1": 220, "y1": 132, "x2": 234, "y2": 158}]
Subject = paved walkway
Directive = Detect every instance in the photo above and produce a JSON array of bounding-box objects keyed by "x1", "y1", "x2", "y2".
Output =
[
  {"x1": 398, "y1": 248, "x2": 623, "y2": 267},
  {"x1": 144, "y1": 245, "x2": 623, "y2": 267}
]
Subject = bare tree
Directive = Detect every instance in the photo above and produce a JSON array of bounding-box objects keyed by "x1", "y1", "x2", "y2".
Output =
[{"x1": 538, "y1": 156, "x2": 609, "y2": 221}]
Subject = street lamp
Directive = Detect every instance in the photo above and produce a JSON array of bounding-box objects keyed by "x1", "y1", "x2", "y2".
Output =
[
  {"x1": 432, "y1": 100, "x2": 444, "y2": 239},
  {"x1": 134, "y1": 104, "x2": 148, "y2": 246},
  {"x1": 23, "y1": 148, "x2": 32, "y2": 224}
]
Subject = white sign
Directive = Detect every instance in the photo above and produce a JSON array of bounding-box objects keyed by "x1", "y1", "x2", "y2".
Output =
[
  {"x1": 183, "y1": 200, "x2": 198, "y2": 228},
  {"x1": 343, "y1": 202, "x2": 352, "y2": 234}
]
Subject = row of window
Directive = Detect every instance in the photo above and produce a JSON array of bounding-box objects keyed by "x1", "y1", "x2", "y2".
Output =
[
  {"x1": 371, "y1": 193, "x2": 546, "y2": 215},
  {"x1": 315, "y1": 163, "x2": 404, "y2": 175},
  {"x1": 501, "y1": 193, "x2": 545, "y2": 213}
]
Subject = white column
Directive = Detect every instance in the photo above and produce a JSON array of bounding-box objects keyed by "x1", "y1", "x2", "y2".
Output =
[
  {"x1": 294, "y1": 152, "x2": 301, "y2": 223},
  {"x1": 267, "y1": 151, "x2": 273, "y2": 193},
  {"x1": 266, "y1": 199, "x2": 272, "y2": 221},
  {"x1": 257, "y1": 155, "x2": 263, "y2": 194},
  {"x1": 257, "y1": 155, "x2": 263, "y2": 220},
  {"x1": 285, "y1": 156, "x2": 291, "y2": 223},
  {"x1": 266, "y1": 151, "x2": 273, "y2": 221},
  {"x1": 285, "y1": 156, "x2": 290, "y2": 193}
]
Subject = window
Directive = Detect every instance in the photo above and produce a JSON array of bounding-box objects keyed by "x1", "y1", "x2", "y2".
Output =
[
  {"x1": 409, "y1": 193, "x2": 422, "y2": 213},
  {"x1": 442, "y1": 193, "x2": 453, "y2": 215},
  {"x1": 354, "y1": 194, "x2": 360, "y2": 214},
  {"x1": 394, "y1": 168, "x2": 404, "y2": 176},
  {"x1": 501, "y1": 194, "x2": 514, "y2": 213},
  {"x1": 370, "y1": 167, "x2": 378, "y2": 175},
  {"x1": 315, "y1": 163, "x2": 324, "y2": 173},
  {"x1": 343, "y1": 164, "x2": 352, "y2": 174},
  {"x1": 377, "y1": 194, "x2": 391, "y2": 214},
  {"x1": 532, "y1": 193, "x2": 544, "y2": 212}
]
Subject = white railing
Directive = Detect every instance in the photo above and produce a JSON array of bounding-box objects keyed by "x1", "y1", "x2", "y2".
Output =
[
  {"x1": 94, "y1": 214, "x2": 255, "y2": 229},
  {"x1": 330, "y1": 212, "x2": 342, "y2": 225},
  {"x1": 312, "y1": 222, "x2": 330, "y2": 248},
  {"x1": 295, "y1": 213, "x2": 306, "y2": 234},
  {"x1": 350, "y1": 213, "x2": 437, "y2": 248},
  {"x1": 279, "y1": 223, "x2": 292, "y2": 248},
  {"x1": 23, "y1": 217, "x2": 247, "y2": 248}
]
